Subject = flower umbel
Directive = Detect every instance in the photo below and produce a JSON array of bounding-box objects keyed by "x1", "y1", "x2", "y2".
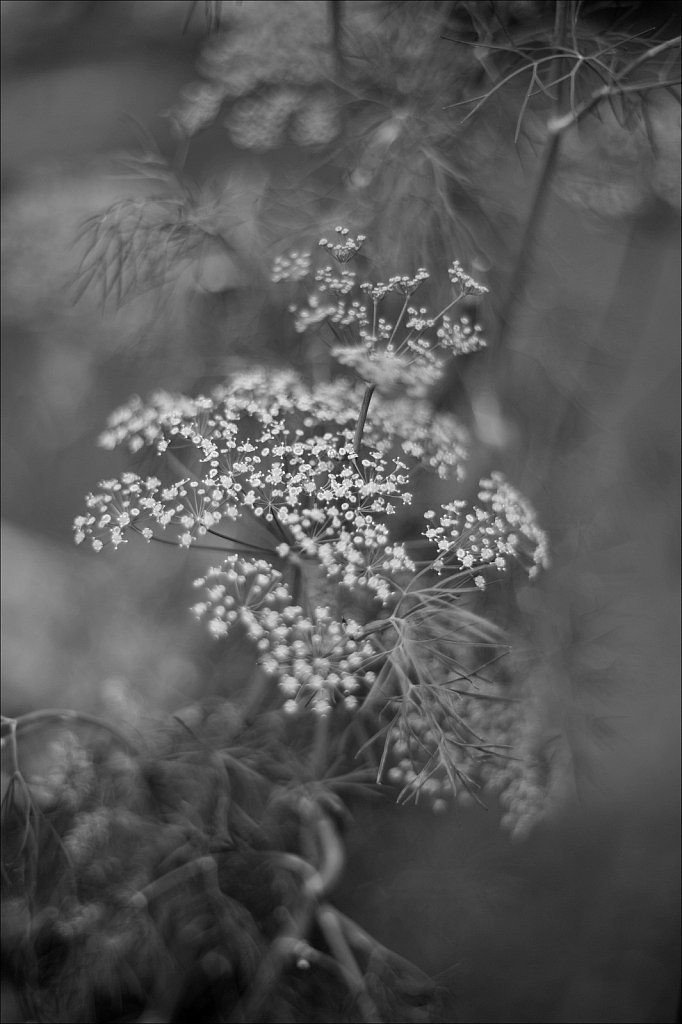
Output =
[
  {"x1": 193, "y1": 559, "x2": 378, "y2": 714},
  {"x1": 276, "y1": 227, "x2": 487, "y2": 396},
  {"x1": 74, "y1": 231, "x2": 552, "y2": 831}
]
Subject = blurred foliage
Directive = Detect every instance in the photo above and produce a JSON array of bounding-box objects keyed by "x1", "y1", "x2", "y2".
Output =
[{"x1": 2, "y1": 703, "x2": 445, "y2": 1022}]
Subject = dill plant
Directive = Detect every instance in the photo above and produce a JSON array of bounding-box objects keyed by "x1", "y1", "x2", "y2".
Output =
[
  {"x1": 442, "y1": 1, "x2": 681, "y2": 336},
  {"x1": 4, "y1": 229, "x2": 554, "y2": 1021},
  {"x1": 73, "y1": 227, "x2": 549, "y2": 812},
  {"x1": 3, "y1": 4, "x2": 678, "y2": 1019}
]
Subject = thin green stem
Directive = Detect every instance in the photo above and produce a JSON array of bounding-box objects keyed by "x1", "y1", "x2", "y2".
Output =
[
  {"x1": 496, "y1": 0, "x2": 567, "y2": 345},
  {"x1": 206, "y1": 528, "x2": 276, "y2": 554}
]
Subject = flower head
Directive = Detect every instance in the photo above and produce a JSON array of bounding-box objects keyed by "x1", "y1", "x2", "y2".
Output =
[
  {"x1": 192, "y1": 556, "x2": 377, "y2": 714},
  {"x1": 75, "y1": 230, "x2": 552, "y2": 828},
  {"x1": 423, "y1": 472, "x2": 550, "y2": 579},
  {"x1": 278, "y1": 230, "x2": 487, "y2": 396},
  {"x1": 318, "y1": 227, "x2": 366, "y2": 263}
]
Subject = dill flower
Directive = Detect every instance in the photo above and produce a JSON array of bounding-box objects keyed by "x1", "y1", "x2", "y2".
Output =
[
  {"x1": 76, "y1": 371, "x2": 425, "y2": 619},
  {"x1": 271, "y1": 251, "x2": 312, "y2": 283},
  {"x1": 318, "y1": 227, "x2": 367, "y2": 264},
  {"x1": 84, "y1": 368, "x2": 471, "y2": 516},
  {"x1": 448, "y1": 260, "x2": 489, "y2": 296},
  {"x1": 192, "y1": 556, "x2": 381, "y2": 714},
  {"x1": 74, "y1": 231, "x2": 552, "y2": 831},
  {"x1": 423, "y1": 472, "x2": 550, "y2": 580},
  {"x1": 275, "y1": 227, "x2": 487, "y2": 396},
  {"x1": 87, "y1": 368, "x2": 470, "y2": 500}
]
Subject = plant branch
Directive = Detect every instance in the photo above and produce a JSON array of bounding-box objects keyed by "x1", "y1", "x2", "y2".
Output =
[
  {"x1": 353, "y1": 384, "x2": 376, "y2": 456},
  {"x1": 316, "y1": 904, "x2": 383, "y2": 1022},
  {"x1": 549, "y1": 67, "x2": 681, "y2": 132}
]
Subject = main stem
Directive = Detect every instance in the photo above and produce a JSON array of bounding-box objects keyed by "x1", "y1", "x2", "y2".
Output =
[
  {"x1": 495, "y1": 0, "x2": 569, "y2": 355},
  {"x1": 353, "y1": 384, "x2": 375, "y2": 456}
]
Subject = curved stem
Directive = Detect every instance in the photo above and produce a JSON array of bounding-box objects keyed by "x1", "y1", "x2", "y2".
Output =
[
  {"x1": 235, "y1": 806, "x2": 345, "y2": 1020},
  {"x1": 316, "y1": 904, "x2": 383, "y2": 1023}
]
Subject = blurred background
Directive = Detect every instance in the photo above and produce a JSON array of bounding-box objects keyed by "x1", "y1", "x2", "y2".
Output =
[{"x1": 1, "y1": 2, "x2": 680, "y2": 1021}]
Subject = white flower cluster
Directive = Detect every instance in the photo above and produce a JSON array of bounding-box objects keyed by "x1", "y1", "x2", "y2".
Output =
[
  {"x1": 192, "y1": 556, "x2": 377, "y2": 714},
  {"x1": 75, "y1": 230, "x2": 552, "y2": 824},
  {"x1": 314, "y1": 265, "x2": 357, "y2": 295},
  {"x1": 332, "y1": 343, "x2": 441, "y2": 396},
  {"x1": 271, "y1": 251, "x2": 312, "y2": 283},
  {"x1": 318, "y1": 227, "x2": 367, "y2": 264},
  {"x1": 448, "y1": 260, "x2": 489, "y2": 296},
  {"x1": 94, "y1": 369, "x2": 470, "y2": 482},
  {"x1": 76, "y1": 375, "x2": 427, "y2": 607},
  {"x1": 191, "y1": 556, "x2": 292, "y2": 638},
  {"x1": 361, "y1": 269, "x2": 430, "y2": 299},
  {"x1": 98, "y1": 391, "x2": 217, "y2": 454},
  {"x1": 423, "y1": 472, "x2": 550, "y2": 580},
  {"x1": 436, "y1": 315, "x2": 486, "y2": 355},
  {"x1": 74, "y1": 473, "x2": 232, "y2": 551},
  {"x1": 274, "y1": 228, "x2": 487, "y2": 395},
  {"x1": 292, "y1": 295, "x2": 368, "y2": 334},
  {"x1": 75, "y1": 450, "x2": 413, "y2": 590}
]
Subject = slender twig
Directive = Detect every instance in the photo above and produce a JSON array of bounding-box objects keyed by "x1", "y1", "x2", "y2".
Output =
[
  {"x1": 495, "y1": 0, "x2": 570, "y2": 345},
  {"x1": 353, "y1": 384, "x2": 376, "y2": 455},
  {"x1": 328, "y1": 0, "x2": 346, "y2": 83},
  {"x1": 549, "y1": 62, "x2": 681, "y2": 131}
]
